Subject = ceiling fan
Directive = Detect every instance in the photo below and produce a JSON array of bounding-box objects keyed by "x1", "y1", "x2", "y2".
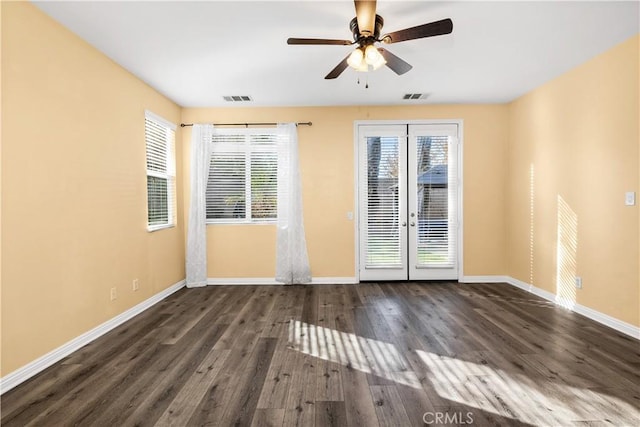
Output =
[{"x1": 287, "y1": 0, "x2": 453, "y2": 79}]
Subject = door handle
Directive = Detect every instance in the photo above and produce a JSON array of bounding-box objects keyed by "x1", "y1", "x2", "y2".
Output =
[
  {"x1": 410, "y1": 222, "x2": 416, "y2": 227},
  {"x1": 401, "y1": 221, "x2": 407, "y2": 227}
]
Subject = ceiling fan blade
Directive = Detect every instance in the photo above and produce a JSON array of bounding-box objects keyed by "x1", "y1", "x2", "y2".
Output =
[
  {"x1": 325, "y1": 54, "x2": 350, "y2": 79},
  {"x1": 355, "y1": 0, "x2": 377, "y2": 35},
  {"x1": 383, "y1": 18, "x2": 453, "y2": 44},
  {"x1": 287, "y1": 38, "x2": 353, "y2": 46},
  {"x1": 378, "y1": 48, "x2": 413, "y2": 75}
]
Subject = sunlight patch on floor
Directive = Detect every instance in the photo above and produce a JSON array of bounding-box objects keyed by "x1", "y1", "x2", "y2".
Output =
[
  {"x1": 415, "y1": 350, "x2": 638, "y2": 425},
  {"x1": 288, "y1": 319, "x2": 420, "y2": 388},
  {"x1": 289, "y1": 320, "x2": 639, "y2": 425}
]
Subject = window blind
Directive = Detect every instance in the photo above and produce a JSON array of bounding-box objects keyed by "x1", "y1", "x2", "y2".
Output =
[
  {"x1": 415, "y1": 135, "x2": 456, "y2": 268},
  {"x1": 145, "y1": 112, "x2": 176, "y2": 230},
  {"x1": 206, "y1": 130, "x2": 278, "y2": 223},
  {"x1": 365, "y1": 136, "x2": 402, "y2": 268}
]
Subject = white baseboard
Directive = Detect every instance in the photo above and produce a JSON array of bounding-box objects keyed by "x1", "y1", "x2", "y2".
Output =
[
  {"x1": 311, "y1": 277, "x2": 358, "y2": 284},
  {"x1": 503, "y1": 276, "x2": 558, "y2": 301},
  {"x1": 505, "y1": 276, "x2": 639, "y2": 340},
  {"x1": 0, "y1": 279, "x2": 186, "y2": 395},
  {"x1": 459, "y1": 275, "x2": 511, "y2": 284},
  {"x1": 207, "y1": 277, "x2": 280, "y2": 285},
  {"x1": 207, "y1": 277, "x2": 358, "y2": 285},
  {"x1": 570, "y1": 298, "x2": 640, "y2": 340},
  {"x1": 460, "y1": 275, "x2": 639, "y2": 339}
]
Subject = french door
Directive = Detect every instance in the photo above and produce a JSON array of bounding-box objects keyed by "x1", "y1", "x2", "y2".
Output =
[{"x1": 357, "y1": 122, "x2": 461, "y2": 281}]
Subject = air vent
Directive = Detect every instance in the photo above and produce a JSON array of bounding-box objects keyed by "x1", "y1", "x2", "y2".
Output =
[
  {"x1": 402, "y1": 93, "x2": 429, "y2": 100},
  {"x1": 223, "y1": 95, "x2": 253, "y2": 102}
]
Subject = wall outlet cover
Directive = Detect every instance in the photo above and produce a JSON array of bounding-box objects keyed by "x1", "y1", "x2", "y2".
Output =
[{"x1": 625, "y1": 191, "x2": 636, "y2": 206}]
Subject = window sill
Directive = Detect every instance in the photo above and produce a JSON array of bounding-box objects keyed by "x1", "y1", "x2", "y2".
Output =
[
  {"x1": 147, "y1": 223, "x2": 175, "y2": 233},
  {"x1": 206, "y1": 221, "x2": 276, "y2": 226}
]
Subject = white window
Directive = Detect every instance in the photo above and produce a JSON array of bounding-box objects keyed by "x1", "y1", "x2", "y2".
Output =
[
  {"x1": 206, "y1": 129, "x2": 279, "y2": 224},
  {"x1": 145, "y1": 111, "x2": 176, "y2": 231}
]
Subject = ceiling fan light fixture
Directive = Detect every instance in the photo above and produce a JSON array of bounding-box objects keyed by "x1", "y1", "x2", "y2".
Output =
[
  {"x1": 347, "y1": 47, "x2": 365, "y2": 70},
  {"x1": 364, "y1": 44, "x2": 386, "y2": 70}
]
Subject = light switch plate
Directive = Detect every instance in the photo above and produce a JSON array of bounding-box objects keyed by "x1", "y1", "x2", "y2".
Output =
[{"x1": 625, "y1": 191, "x2": 636, "y2": 206}]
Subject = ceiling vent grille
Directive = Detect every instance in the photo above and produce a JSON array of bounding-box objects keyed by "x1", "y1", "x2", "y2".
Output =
[
  {"x1": 402, "y1": 93, "x2": 429, "y2": 100},
  {"x1": 223, "y1": 95, "x2": 253, "y2": 102}
]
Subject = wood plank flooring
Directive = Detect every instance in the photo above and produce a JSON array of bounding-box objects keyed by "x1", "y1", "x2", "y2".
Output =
[{"x1": 2, "y1": 282, "x2": 639, "y2": 426}]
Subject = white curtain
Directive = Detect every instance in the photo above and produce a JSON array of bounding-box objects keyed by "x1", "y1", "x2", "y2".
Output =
[
  {"x1": 276, "y1": 123, "x2": 311, "y2": 284},
  {"x1": 186, "y1": 124, "x2": 213, "y2": 288}
]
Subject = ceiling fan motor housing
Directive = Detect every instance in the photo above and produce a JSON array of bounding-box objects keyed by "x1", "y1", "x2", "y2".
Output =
[{"x1": 350, "y1": 14, "x2": 385, "y2": 45}]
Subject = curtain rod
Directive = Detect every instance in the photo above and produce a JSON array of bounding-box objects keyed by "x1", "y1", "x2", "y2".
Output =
[{"x1": 180, "y1": 122, "x2": 312, "y2": 128}]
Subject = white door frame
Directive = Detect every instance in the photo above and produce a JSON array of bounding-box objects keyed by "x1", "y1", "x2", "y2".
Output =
[{"x1": 353, "y1": 119, "x2": 464, "y2": 282}]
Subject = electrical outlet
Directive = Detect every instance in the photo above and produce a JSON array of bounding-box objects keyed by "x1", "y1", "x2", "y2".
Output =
[
  {"x1": 625, "y1": 191, "x2": 636, "y2": 206},
  {"x1": 132, "y1": 279, "x2": 139, "y2": 291},
  {"x1": 574, "y1": 277, "x2": 582, "y2": 289},
  {"x1": 110, "y1": 287, "x2": 117, "y2": 301}
]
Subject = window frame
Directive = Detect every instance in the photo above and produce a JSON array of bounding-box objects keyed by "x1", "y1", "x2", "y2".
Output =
[
  {"x1": 206, "y1": 128, "x2": 279, "y2": 225},
  {"x1": 145, "y1": 110, "x2": 177, "y2": 232}
]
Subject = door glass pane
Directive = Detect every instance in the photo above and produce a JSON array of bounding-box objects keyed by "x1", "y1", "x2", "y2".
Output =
[
  {"x1": 366, "y1": 136, "x2": 401, "y2": 268},
  {"x1": 415, "y1": 136, "x2": 452, "y2": 267}
]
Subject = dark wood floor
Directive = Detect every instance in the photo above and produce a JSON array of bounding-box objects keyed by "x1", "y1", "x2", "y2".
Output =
[{"x1": 2, "y1": 282, "x2": 639, "y2": 426}]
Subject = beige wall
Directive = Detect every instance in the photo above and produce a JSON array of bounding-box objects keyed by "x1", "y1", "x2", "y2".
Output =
[
  {"x1": 507, "y1": 35, "x2": 639, "y2": 326},
  {"x1": 1, "y1": 3, "x2": 184, "y2": 375},
  {"x1": 181, "y1": 105, "x2": 509, "y2": 279}
]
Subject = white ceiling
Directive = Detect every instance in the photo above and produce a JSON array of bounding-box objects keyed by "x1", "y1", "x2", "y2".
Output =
[{"x1": 33, "y1": 1, "x2": 639, "y2": 107}]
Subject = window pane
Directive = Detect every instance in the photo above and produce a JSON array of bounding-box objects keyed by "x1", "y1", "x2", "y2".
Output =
[
  {"x1": 416, "y1": 135, "x2": 451, "y2": 267},
  {"x1": 145, "y1": 112, "x2": 175, "y2": 229},
  {"x1": 206, "y1": 153, "x2": 246, "y2": 219},
  {"x1": 206, "y1": 130, "x2": 279, "y2": 223},
  {"x1": 366, "y1": 136, "x2": 402, "y2": 267},
  {"x1": 147, "y1": 176, "x2": 168, "y2": 225},
  {"x1": 251, "y1": 151, "x2": 277, "y2": 219},
  {"x1": 145, "y1": 118, "x2": 168, "y2": 173}
]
